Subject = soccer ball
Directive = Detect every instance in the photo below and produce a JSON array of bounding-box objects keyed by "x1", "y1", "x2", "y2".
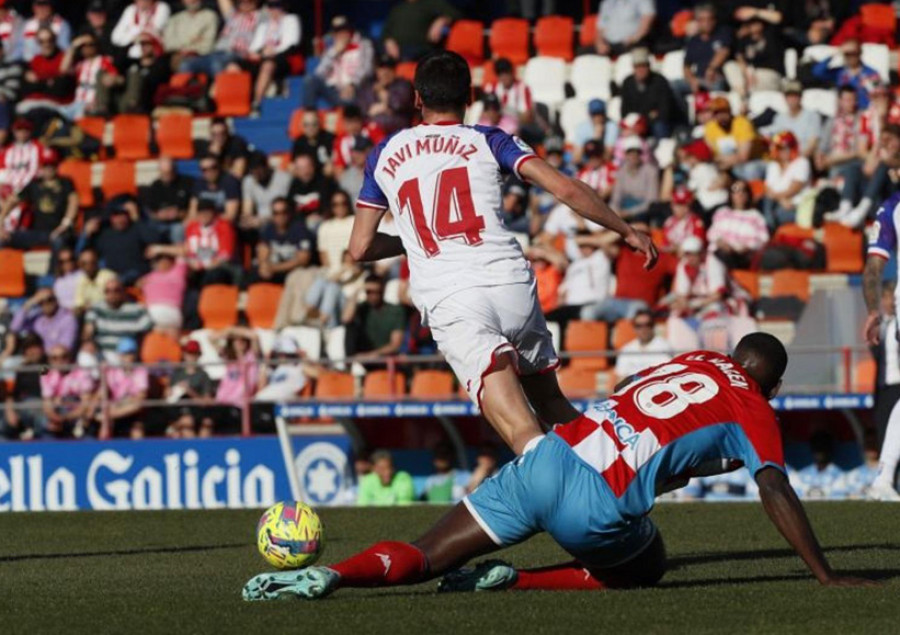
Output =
[{"x1": 256, "y1": 501, "x2": 324, "y2": 569}]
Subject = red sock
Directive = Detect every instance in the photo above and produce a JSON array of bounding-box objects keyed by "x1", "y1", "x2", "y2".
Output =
[
  {"x1": 512, "y1": 561, "x2": 607, "y2": 591},
  {"x1": 330, "y1": 541, "x2": 427, "y2": 587}
]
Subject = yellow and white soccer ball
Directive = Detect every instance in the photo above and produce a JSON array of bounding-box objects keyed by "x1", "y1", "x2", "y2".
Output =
[{"x1": 256, "y1": 501, "x2": 324, "y2": 569}]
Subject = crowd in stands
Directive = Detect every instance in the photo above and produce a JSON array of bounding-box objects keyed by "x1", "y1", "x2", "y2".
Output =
[{"x1": 0, "y1": 0, "x2": 895, "y2": 458}]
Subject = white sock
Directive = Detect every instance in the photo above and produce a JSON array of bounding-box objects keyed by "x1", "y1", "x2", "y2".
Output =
[
  {"x1": 875, "y1": 398, "x2": 900, "y2": 489},
  {"x1": 837, "y1": 199, "x2": 853, "y2": 217}
]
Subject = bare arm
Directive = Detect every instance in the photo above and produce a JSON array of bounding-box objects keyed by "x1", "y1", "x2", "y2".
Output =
[
  {"x1": 863, "y1": 255, "x2": 887, "y2": 345},
  {"x1": 349, "y1": 206, "x2": 406, "y2": 262},
  {"x1": 519, "y1": 158, "x2": 658, "y2": 270}
]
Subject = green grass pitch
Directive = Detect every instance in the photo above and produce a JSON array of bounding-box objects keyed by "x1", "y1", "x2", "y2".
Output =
[{"x1": 0, "y1": 503, "x2": 898, "y2": 634}]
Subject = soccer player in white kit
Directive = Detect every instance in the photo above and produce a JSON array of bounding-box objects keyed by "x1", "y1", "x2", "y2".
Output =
[{"x1": 347, "y1": 51, "x2": 657, "y2": 455}]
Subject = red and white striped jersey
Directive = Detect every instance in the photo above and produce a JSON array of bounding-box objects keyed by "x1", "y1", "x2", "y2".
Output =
[
  {"x1": 0, "y1": 140, "x2": 43, "y2": 193},
  {"x1": 0, "y1": 10, "x2": 21, "y2": 58},
  {"x1": 74, "y1": 55, "x2": 117, "y2": 106},
  {"x1": 484, "y1": 80, "x2": 532, "y2": 116}
]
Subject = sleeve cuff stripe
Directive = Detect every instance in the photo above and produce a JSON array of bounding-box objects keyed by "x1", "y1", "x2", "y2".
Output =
[
  {"x1": 357, "y1": 199, "x2": 388, "y2": 210},
  {"x1": 868, "y1": 247, "x2": 891, "y2": 260},
  {"x1": 513, "y1": 154, "x2": 538, "y2": 179}
]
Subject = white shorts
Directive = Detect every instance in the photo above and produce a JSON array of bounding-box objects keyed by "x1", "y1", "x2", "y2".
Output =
[{"x1": 425, "y1": 280, "x2": 559, "y2": 406}]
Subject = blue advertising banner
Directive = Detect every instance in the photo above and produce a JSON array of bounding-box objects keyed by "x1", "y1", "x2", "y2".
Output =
[{"x1": 0, "y1": 434, "x2": 352, "y2": 512}]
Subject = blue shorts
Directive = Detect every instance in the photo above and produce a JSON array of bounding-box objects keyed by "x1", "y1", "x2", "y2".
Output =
[{"x1": 463, "y1": 434, "x2": 657, "y2": 569}]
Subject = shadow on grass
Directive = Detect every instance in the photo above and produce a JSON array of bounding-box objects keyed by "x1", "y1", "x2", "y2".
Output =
[
  {"x1": 668, "y1": 543, "x2": 900, "y2": 570},
  {"x1": 0, "y1": 542, "x2": 249, "y2": 563},
  {"x1": 660, "y1": 568, "x2": 900, "y2": 589}
]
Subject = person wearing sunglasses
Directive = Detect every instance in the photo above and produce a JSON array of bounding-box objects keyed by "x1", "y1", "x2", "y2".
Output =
[
  {"x1": 21, "y1": 0, "x2": 70, "y2": 63},
  {"x1": 811, "y1": 39, "x2": 881, "y2": 109},
  {"x1": 613, "y1": 309, "x2": 673, "y2": 386},
  {"x1": 10, "y1": 287, "x2": 78, "y2": 354}
]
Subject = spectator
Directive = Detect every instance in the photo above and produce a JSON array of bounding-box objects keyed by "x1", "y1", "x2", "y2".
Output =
[
  {"x1": 343, "y1": 274, "x2": 406, "y2": 360},
  {"x1": 621, "y1": 47, "x2": 677, "y2": 140},
  {"x1": 58, "y1": 33, "x2": 120, "y2": 119},
  {"x1": 707, "y1": 179, "x2": 770, "y2": 269},
  {"x1": 19, "y1": 27, "x2": 72, "y2": 108},
  {"x1": 761, "y1": 79, "x2": 822, "y2": 159},
  {"x1": 163, "y1": 0, "x2": 218, "y2": 72},
  {"x1": 783, "y1": 0, "x2": 850, "y2": 47},
  {"x1": 730, "y1": 16, "x2": 784, "y2": 97},
  {"x1": 845, "y1": 430, "x2": 882, "y2": 499},
  {"x1": 422, "y1": 442, "x2": 468, "y2": 503},
  {"x1": 52, "y1": 247, "x2": 80, "y2": 311},
  {"x1": 0, "y1": 43, "x2": 23, "y2": 144},
  {"x1": 0, "y1": 2, "x2": 24, "y2": 62},
  {"x1": 572, "y1": 99, "x2": 618, "y2": 162},
  {"x1": 138, "y1": 249, "x2": 187, "y2": 332},
  {"x1": 795, "y1": 431, "x2": 849, "y2": 499},
  {"x1": 166, "y1": 339, "x2": 215, "y2": 438},
  {"x1": 526, "y1": 245, "x2": 564, "y2": 314},
  {"x1": 2, "y1": 333, "x2": 45, "y2": 440},
  {"x1": 338, "y1": 135, "x2": 372, "y2": 204},
  {"x1": 500, "y1": 178, "x2": 530, "y2": 235},
  {"x1": 483, "y1": 57, "x2": 533, "y2": 131},
  {"x1": 678, "y1": 138, "x2": 728, "y2": 212},
  {"x1": 812, "y1": 39, "x2": 880, "y2": 109},
  {"x1": 381, "y1": 0, "x2": 460, "y2": 61},
  {"x1": 241, "y1": 150, "x2": 291, "y2": 230},
  {"x1": 184, "y1": 199, "x2": 238, "y2": 285},
  {"x1": 843, "y1": 123, "x2": 900, "y2": 229},
  {"x1": 613, "y1": 309, "x2": 673, "y2": 384},
  {"x1": 610, "y1": 137, "x2": 660, "y2": 222},
  {"x1": 546, "y1": 232, "x2": 612, "y2": 332},
  {"x1": 290, "y1": 109, "x2": 335, "y2": 170},
  {"x1": 704, "y1": 96, "x2": 765, "y2": 181},
  {"x1": 332, "y1": 103, "x2": 383, "y2": 175},
  {"x1": 357, "y1": 54, "x2": 415, "y2": 135},
  {"x1": 357, "y1": 449, "x2": 415, "y2": 506},
  {"x1": 817, "y1": 86, "x2": 869, "y2": 221},
  {"x1": 141, "y1": 156, "x2": 193, "y2": 244},
  {"x1": 255, "y1": 334, "x2": 320, "y2": 402},
  {"x1": 179, "y1": 0, "x2": 261, "y2": 77},
  {"x1": 681, "y1": 3, "x2": 731, "y2": 95},
  {"x1": 40, "y1": 343, "x2": 96, "y2": 438},
  {"x1": 594, "y1": 0, "x2": 655, "y2": 56},
  {"x1": 661, "y1": 187, "x2": 705, "y2": 253},
  {"x1": 304, "y1": 15, "x2": 374, "y2": 109},
  {"x1": 465, "y1": 444, "x2": 499, "y2": 493},
  {"x1": 73, "y1": 247, "x2": 115, "y2": 314},
  {"x1": 610, "y1": 113, "x2": 654, "y2": 168},
  {"x1": 476, "y1": 92, "x2": 515, "y2": 136},
  {"x1": 111, "y1": 0, "x2": 171, "y2": 60},
  {"x1": 83, "y1": 276, "x2": 152, "y2": 359},
  {"x1": 197, "y1": 117, "x2": 250, "y2": 179},
  {"x1": 287, "y1": 152, "x2": 335, "y2": 228},
  {"x1": 530, "y1": 136, "x2": 573, "y2": 224},
  {"x1": 576, "y1": 140, "x2": 614, "y2": 201},
  {"x1": 102, "y1": 337, "x2": 148, "y2": 439},
  {"x1": 21, "y1": 0, "x2": 70, "y2": 62},
  {"x1": 189, "y1": 153, "x2": 241, "y2": 223},
  {"x1": 254, "y1": 196, "x2": 314, "y2": 284},
  {"x1": 212, "y1": 327, "x2": 260, "y2": 432},
  {"x1": 118, "y1": 30, "x2": 170, "y2": 114},
  {"x1": 81, "y1": 201, "x2": 158, "y2": 285},
  {"x1": 247, "y1": 0, "x2": 301, "y2": 113},
  {"x1": 763, "y1": 131, "x2": 812, "y2": 227},
  {"x1": 9, "y1": 287, "x2": 78, "y2": 354},
  {"x1": 0, "y1": 146, "x2": 75, "y2": 252},
  {"x1": 76, "y1": 1, "x2": 113, "y2": 55}
]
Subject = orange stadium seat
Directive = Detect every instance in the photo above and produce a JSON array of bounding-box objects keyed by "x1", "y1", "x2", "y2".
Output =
[
  {"x1": 100, "y1": 161, "x2": 136, "y2": 198},
  {"x1": 446, "y1": 19, "x2": 485, "y2": 64},
  {"x1": 410, "y1": 370, "x2": 455, "y2": 399},
  {"x1": 396, "y1": 61, "x2": 417, "y2": 81},
  {"x1": 363, "y1": 370, "x2": 406, "y2": 398},
  {"x1": 748, "y1": 179, "x2": 765, "y2": 202},
  {"x1": 76, "y1": 116, "x2": 106, "y2": 142},
  {"x1": 773, "y1": 222, "x2": 814, "y2": 242},
  {"x1": 480, "y1": 59, "x2": 498, "y2": 86},
  {"x1": 612, "y1": 318, "x2": 637, "y2": 351},
  {"x1": 245, "y1": 283, "x2": 283, "y2": 329},
  {"x1": 670, "y1": 9, "x2": 694, "y2": 38},
  {"x1": 489, "y1": 18, "x2": 529, "y2": 65},
  {"x1": 579, "y1": 14, "x2": 597, "y2": 49},
  {"x1": 854, "y1": 357, "x2": 876, "y2": 393},
  {"x1": 770, "y1": 269, "x2": 811, "y2": 303},
  {"x1": 315, "y1": 371, "x2": 355, "y2": 398},
  {"x1": 112, "y1": 114, "x2": 151, "y2": 160},
  {"x1": 534, "y1": 15, "x2": 574, "y2": 61},
  {"x1": 141, "y1": 331, "x2": 182, "y2": 364},
  {"x1": 58, "y1": 159, "x2": 94, "y2": 208},
  {"x1": 213, "y1": 71, "x2": 252, "y2": 117},
  {"x1": 288, "y1": 108, "x2": 305, "y2": 139},
  {"x1": 556, "y1": 366, "x2": 597, "y2": 397},
  {"x1": 156, "y1": 113, "x2": 194, "y2": 159},
  {"x1": 731, "y1": 269, "x2": 759, "y2": 299},
  {"x1": 823, "y1": 223, "x2": 864, "y2": 273},
  {"x1": 564, "y1": 320, "x2": 609, "y2": 370},
  {"x1": 198, "y1": 284, "x2": 239, "y2": 329},
  {"x1": 0, "y1": 249, "x2": 26, "y2": 298}
]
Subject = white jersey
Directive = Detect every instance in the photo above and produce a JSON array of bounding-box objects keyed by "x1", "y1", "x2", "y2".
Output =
[{"x1": 357, "y1": 122, "x2": 537, "y2": 313}]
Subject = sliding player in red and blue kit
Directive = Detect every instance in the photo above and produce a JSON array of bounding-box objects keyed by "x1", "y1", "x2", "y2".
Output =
[{"x1": 243, "y1": 334, "x2": 875, "y2": 600}]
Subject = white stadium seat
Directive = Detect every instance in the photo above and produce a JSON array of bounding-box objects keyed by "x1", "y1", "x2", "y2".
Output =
[
  {"x1": 546, "y1": 321, "x2": 561, "y2": 353},
  {"x1": 325, "y1": 326, "x2": 347, "y2": 370},
  {"x1": 801, "y1": 44, "x2": 838, "y2": 64},
  {"x1": 464, "y1": 99, "x2": 483, "y2": 125},
  {"x1": 654, "y1": 137, "x2": 677, "y2": 169},
  {"x1": 570, "y1": 54, "x2": 612, "y2": 100},
  {"x1": 784, "y1": 48, "x2": 798, "y2": 79},
  {"x1": 383, "y1": 278, "x2": 401, "y2": 305},
  {"x1": 606, "y1": 95, "x2": 621, "y2": 122},
  {"x1": 802, "y1": 88, "x2": 837, "y2": 118},
  {"x1": 559, "y1": 98, "x2": 589, "y2": 143},
  {"x1": 660, "y1": 49, "x2": 685, "y2": 83},
  {"x1": 613, "y1": 52, "x2": 634, "y2": 86},
  {"x1": 279, "y1": 325, "x2": 323, "y2": 361},
  {"x1": 862, "y1": 43, "x2": 890, "y2": 83},
  {"x1": 523, "y1": 56, "x2": 568, "y2": 110},
  {"x1": 748, "y1": 90, "x2": 787, "y2": 117}
]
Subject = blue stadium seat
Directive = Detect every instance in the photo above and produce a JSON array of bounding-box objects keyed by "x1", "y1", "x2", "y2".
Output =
[
  {"x1": 232, "y1": 120, "x2": 292, "y2": 154},
  {"x1": 176, "y1": 159, "x2": 201, "y2": 179}
]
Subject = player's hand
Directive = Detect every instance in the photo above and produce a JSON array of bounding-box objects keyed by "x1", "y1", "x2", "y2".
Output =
[
  {"x1": 624, "y1": 228, "x2": 659, "y2": 271},
  {"x1": 864, "y1": 312, "x2": 881, "y2": 346},
  {"x1": 820, "y1": 575, "x2": 881, "y2": 588}
]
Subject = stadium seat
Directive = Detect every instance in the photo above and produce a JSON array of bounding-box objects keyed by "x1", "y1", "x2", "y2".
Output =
[
  {"x1": 770, "y1": 269, "x2": 811, "y2": 303},
  {"x1": 564, "y1": 320, "x2": 609, "y2": 370},
  {"x1": 784, "y1": 48, "x2": 798, "y2": 79},
  {"x1": 800, "y1": 44, "x2": 838, "y2": 63},
  {"x1": 489, "y1": 18, "x2": 529, "y2": 65},
  {"x1": 58, "y1": 159, "x2": 95, "y2": 208},
  {"x1": 854, "y1": 356, "x2": 876, "y2": 393},
  {"x1": 659, "y1": 49, "x2": 685, "y2": 82},
  {"x1": 363, "y1": 370, "x2": 406, "y2": 398},
  {"x1": 0, "y1": 249, "x2": 25, "y2": 298},
  {"x1": 245, "y1": 283, "x2": 283, "y2": 329},
  {"x1": 446, "y1": 19, "x2": 485, "y2": 64},
  {"x1": 198, "y1": 284, "x2": 240, "y2": 329},
  {"x1": 100, "y1": 160, "x2": 136, "y2": 198},
  {"x1": 534, "y1": 15, "x2": 574, "y2": 61},
  {"x1": 861, "y1": 42, "x2": 890, "y2": 83},
  {"x1": 76, "y1": 116, "x2": 107, "y2": 146},
  {"x1": 141, "y1": 331, "x2": 182, "y2": 364},
  {"x1": 325, "y1": 326, "x2": 347, "y2": 370},
  {"x1": 748, "y1": 179, "x2": 766, "y2": 202},
  {"x1": 559, "y1": 98, "x2": 588, "y2": 143},
  {"x1": 570, "y1": 54, "x2": 612, "y2": 100},
  {"x1": 288, "y1": 108, "x2": 305, "y2": 139},
  {"x1": 747, "y1": 90, "x2": 787, "y2": 118},
  {"x1": 731, "y1": 269, "x2": 760, "y2": 299},
  {"x1": 156, "y1": 113, "x2": 194, "y2": 159},
  {"x1": 279, "y1": 325, "x2": 322, "y2": 360},
  {"x1": 654, "y1": 138, "x2": 676, "y2": 169},
  {"x1": 396, "y1": 61, "x2": 417, "y2": 81},
  {"x1": 612, "y1": 318, "x2": 637, "y2": 351},
  {"x1": 613, "y1": 52, "x2": 636, "y2": 87},
  {"x1": 523, "y1": 56, "x2": 567, "y2": 110},
  {"x1": 556, "y1": 366, "x2": 597, "y2": 397},
  {"x1": 579, "y1": 14, "x2": 596, "y2": 49},
  {"x1": 823, "y1": 223, "x2": 864, "y2": 273},
  {"x1": 213, "y1": 71, "x2": 252, "y2": 117},
  {"x1": 801, "y1": 88, "x2": 837, "y2": 118},
  {"x1": 314, "y1": 371, "x2": 355, "y2": 399},
  {"x1": 774, "y1": 222, "x2": 814, "y2": 242},
  {"x1": 670, "y1": 9, "x2": 693, "y2": 38},
  {"x1": 464, "y1": 99, "x2": 484, "y2": 125},
  {"x1": 112, "y1": 114, "x2": 151, "y2": 160},
  {"x1": 605, "y1": 95, "x2": 621, "y2": 122},
  {"x1": 410, "y1": 370, "x2": 455, "y2": 399}
]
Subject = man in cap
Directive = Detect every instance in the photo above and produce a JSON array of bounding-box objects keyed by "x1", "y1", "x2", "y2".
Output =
[
  {"x1": 812, "y1": 39, "x2": 881, "y2": 109},
  {"x1": 761, "y1": 79, "x2": 822, "y2": 159},
  {"x1": 610, "y1": 136, "x2": 660, "y2": 222},
  {"x1": 0, "y1": 118, "x2": 43, "y2": 198},
  {"x1": 82, "y1": 199, "x2": 160, "y2": 285},
  {"x1": 339, "y1": 134, "x2": 373, "y2": 204},
  {"x1": 22, "y1": 0, "x2": 70, "y2": 62},
  {"x1": 573, "y1": 99, "x2": 617, "y2": 161},
  {"x1": 305, "y1": 15, "x2": 374, "y2": 109},
  {"x1": 76, "y1": 1, "x2": 113, "y2": 55},
  {"x1": 102, "y1": 337, "x2": 150, "y2": 438},
  {"x1": 703, "y1": 96, "x2": 765, "y2": 181},
  {"x1": 621, "y1": 47, "x2": 678, "y2": 139},
  {"x1": 357, "y1": 53, "x2": 415, "y2": 134}
]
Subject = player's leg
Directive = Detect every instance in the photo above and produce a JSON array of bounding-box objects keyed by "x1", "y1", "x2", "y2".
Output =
[
  {"x1": 479, "y1": 353, "x2": 547, "y2": 454},
  {"x1": 520, "y1": 371, "x2": 582, "y2": 427},
  {"x1": 871, "y1": 395, "x2": 900, "y2": 499}
]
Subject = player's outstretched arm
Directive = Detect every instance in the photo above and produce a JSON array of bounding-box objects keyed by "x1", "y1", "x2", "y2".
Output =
[
  {"x1": 519, "y1": 158, "x2": 658, "y2": 270},
  {"x1": 862, "y1": 255, "x2": 887, "y2": 345},
  {"x1": 755, "y1": 467, "x2": 877, "y2": 587},
  {"x1": 349, "y1": 204, "x2": 406, "y2": 262}
]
